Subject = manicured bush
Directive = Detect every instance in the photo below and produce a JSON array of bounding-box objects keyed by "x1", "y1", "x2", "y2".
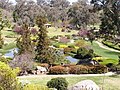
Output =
[
  {"x1": 69, "y1": 65, "x2": 89, "y2": 74},
  {"x1": 23, "y1": 84, "x2": 50, "y2": 90},
  {"x1": 0, "y1": 61, "x2": 20, "y2": 90},
  {"x1": 69, "y1": 65, "x2": 107, "y2": 74},
  {"x1": 49, "y1": 66, "x2": 67, "y2": 74},
  {"x1": 64, "y1": 47, "x2": 75, "y2": 54},
  {"x1": 91, "y1": 65, "x2": 108, "y2": 74},
  {"x1": 47, "y1": 77, "x2": 68, "y2": 90},
  {"x1": 74, "y1": 40, "x2": 87, "y2": 47}
]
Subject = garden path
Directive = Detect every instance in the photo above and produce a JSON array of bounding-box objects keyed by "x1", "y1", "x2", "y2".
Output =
[
  {"x1": 18, "y1": 72, "x2": 115, "y2": 79},
  {"x1": 95, "y1": 41, "x2": 120, "y2": 53}
]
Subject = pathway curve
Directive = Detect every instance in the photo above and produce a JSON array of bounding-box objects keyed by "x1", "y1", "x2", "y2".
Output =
[{"x1": 95, "y1": 41, "x2": 120, "y2": 53}]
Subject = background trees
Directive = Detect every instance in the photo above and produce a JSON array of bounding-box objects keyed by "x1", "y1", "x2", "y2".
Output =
[
  {"x1": 68, "y1": 0, "x2": 100, "y2": 29},
  {"x1": 91, "y1": 0, "x2": 120, "y2": 40},
  {"x1": 13, "y1": 0, "x2": 45, "y2": 26}
]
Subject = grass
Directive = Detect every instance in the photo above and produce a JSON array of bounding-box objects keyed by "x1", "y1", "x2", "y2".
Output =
[
  {"x1": 0, "y1": 43, "x2": 16, "y2": 55},
  {"x1": 19, "y1": 75, "x2": 120, "y2": 90},
  {"x1": 90, "y1": 41, "x2": 120, "y2": 60},
  {"x1": 47, "y1": 27, "x2": 78, "y2": 37}
]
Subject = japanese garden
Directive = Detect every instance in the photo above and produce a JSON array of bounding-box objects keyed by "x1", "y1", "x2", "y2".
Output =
[{"x1": 0, "y1": 0, "x2": 120, "y2": 90}]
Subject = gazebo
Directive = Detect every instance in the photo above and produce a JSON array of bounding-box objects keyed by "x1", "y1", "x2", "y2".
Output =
[{"x1": 44, "y1": 23, "x2": 52, "y2": 28}]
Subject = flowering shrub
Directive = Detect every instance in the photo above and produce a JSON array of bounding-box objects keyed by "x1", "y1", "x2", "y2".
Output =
[
  {"x1": 14, "y1": 26, "x2": 37, "y2": 35},
  {"x1": 49, "y1": 66, "x2": 67, "y2": 74},
  {"x1": 78, "y1": 29, "x2": 89, "y2": 38},
  {"x1": 0, "y1": 61, "x2": 20, "y2": 90},
  {"x1": 31, "y1": 28, "x2": 37, "y2": 35},
  {"x1": 59, "y1": 37, "x2": 70, "y2": 43},
  {"x1": 14, "y1": 26, "x2": 23, "y2": 35}
]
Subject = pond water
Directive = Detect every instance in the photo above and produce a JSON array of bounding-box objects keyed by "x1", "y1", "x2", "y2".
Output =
[
  {"x1": 4, "y1": 48, "x2": 18, "y2": 58},
  {"x1": 66, "y1": 56, "x2": 78, "y2": 63},
  {"x1": 4, "y1": 49, "x2": 78, "y2": 63}
]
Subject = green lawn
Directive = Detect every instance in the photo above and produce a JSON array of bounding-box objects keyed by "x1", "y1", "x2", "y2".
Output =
[
  {"x1": 90, "y1": 41, "x2": 120, "y2": 60},
  {"x1": 47, "y1": 27, "x2": 78, "y2": 37},
  {"x1": 0, "y1": 42, "x2": 16, "y2": 55},
  {"x1": 19, "y1": 75, "x2": 120, "y2": 90}
]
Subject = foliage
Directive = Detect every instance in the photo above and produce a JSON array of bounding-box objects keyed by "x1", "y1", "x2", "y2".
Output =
[
  {"x1": 64, "y1": 47, "x2": 76, "y2": 54},
  {"x1": 69, "y1": 65, "x2": 107, "y2": 74},
  {"x1": 9, "y1": 52, "x2": 34, "y2": 74},
  {"x1": 0, "y1": 61, "x2": 20, "y2": 90},
  {"x1": 35, "y1": 16, "x2": 50, "y2": 63},
  {"x1": 69, "y1": 65, "x2": 89, "y2": 74},
  {"x1": 13, "y1": 0, "x2": 45, "y2": 26},
  {"x1": 59, "y1": 37, "x2": 70, "y2": 43},
  {"x1": 15, "y1": 24, "x2": 35, "y2": 55},
  {"x1": 23, "y1": 84, "x2": 50, "y2": 90},
  {"x1": 91, "y1": 0, "x2": 120, "y2": 40},
  {"x1": 49, "y1": 66, "x2": 67, "y2": 75},
  {"x1": 68, "y1": 0, "x2": 100, "y2": 29},
  {"x1": 37, "y1": 0, "x2": 70, "y2": 27},
  {"x1": 74, "y1": 40, "x2": 88, "y2": 47},
  {"x1": 75, "y1": 47, "x2": 94, "y2": 59},
  {"x1": 0, "y1": 57, "x2": 10, "y2": 64},
  {"x1": 47, "y1": 77, "x2": 68, "y2": 90}
]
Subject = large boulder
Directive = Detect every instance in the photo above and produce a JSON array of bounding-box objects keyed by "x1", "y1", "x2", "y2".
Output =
[{"x1": 68, "y1": 80, "x2": 99, "y2": 90}]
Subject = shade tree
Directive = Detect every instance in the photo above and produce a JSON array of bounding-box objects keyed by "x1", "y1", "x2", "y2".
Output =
[{"x1": 91, "y1": 0, "x2": 120, "y2": 41}]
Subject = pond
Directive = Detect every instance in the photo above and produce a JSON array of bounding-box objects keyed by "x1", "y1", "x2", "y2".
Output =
[
  {"x1": 66, "y1": 56, "x2": 78, "y2": 63},
  {"x1": 4, "y1": 48, "x2": 18, "y2": 58}
]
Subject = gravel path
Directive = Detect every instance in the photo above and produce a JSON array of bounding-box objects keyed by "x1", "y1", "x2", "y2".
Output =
[
  {"x1": 18, "y1": 72, "x2": 115, "y2": 79},
  {"x1": 95, "y1": 41, "x2": 120, "y2": 53}
]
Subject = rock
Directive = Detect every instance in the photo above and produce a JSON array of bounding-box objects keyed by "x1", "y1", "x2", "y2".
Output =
[{"x1": 68, "y1": 80, "x2": 100, "y2": 90}]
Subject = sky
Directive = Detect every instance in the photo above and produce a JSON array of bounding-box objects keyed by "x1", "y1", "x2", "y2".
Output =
[{"x1": 10, "y1": 0, "x2": 78, "y2": 4}]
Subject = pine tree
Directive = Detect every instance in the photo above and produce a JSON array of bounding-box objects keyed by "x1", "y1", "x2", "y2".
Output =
[{"x1": 35, "y1": 16, "x2": 50, "y2": 63}]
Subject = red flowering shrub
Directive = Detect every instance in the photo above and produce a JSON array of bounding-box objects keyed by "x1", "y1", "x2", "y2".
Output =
[
  {"x1": 14, "y1": 26, "x2": 23, "y2": 35},
  {"x1": 31, "y1": 28, "x2": 37, "y2": 35},
  {"x1": 78, "y1": 29, "x2": 89, "y2": 38}
]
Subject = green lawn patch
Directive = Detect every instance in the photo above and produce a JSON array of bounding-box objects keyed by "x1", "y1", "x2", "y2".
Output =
[
  {"x1": 47, "y1": 27, "x2": 78, "y2": 37},
  {"x1": 19, "y1": 75, "x2": 120, "y2": 90},
  {"x1": 90, "y1": 41, "x2": 120, "y2": 60},
  {"x1": 0, "y1": 43, "x2": 16, "y2": 55}
]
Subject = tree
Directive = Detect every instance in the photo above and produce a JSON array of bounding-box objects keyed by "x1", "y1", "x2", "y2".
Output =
[
  {"x1": 0, "y1": 9, "x2": 11, "y2": 48},
  {"x1": 35, "y1": 16, "x2": 50, "y2": 63},
  {"x1": 68, "y1": 0, "x2": 100, "y2": 29},
  {"x1": 0, "y1": 0, "x2": 13, "y2": 11},
  {"x1": 91, "y1": 0, "x2": 120, "y2": 40},
  {"x1": 13, "y1": 0, "x2": 45, "y2": 26},
  {"x1": 68, "y1": 0, "x2": 90, "y2": 29},
  {"x1": 14, "y1": 24, "x2": 35, "y2": 55},
  {"x1": 9, "y1": 52, "x2": 34, "y2": 75},
  {"x1": 37, "y1": 0, "x2": 70, "y2": 27}
]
